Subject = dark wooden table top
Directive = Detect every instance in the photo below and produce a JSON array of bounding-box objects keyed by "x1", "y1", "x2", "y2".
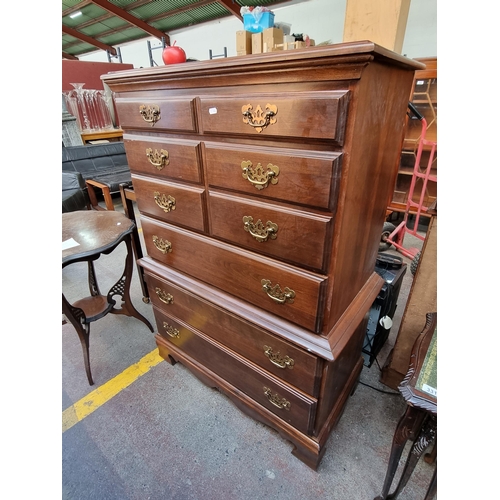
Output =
[{"x1": 62, "y1": 210, "x2": 134, "y2": 265}]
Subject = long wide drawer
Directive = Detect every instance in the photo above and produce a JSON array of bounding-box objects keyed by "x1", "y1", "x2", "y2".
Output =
[
  {"x1": 204, "y1": 142, "x2": 342, "y2": 211},
  {"x1": 124, "y1": 135, "x2": 202, "y2": 184},
  {"x1": 115, "y1": 97, "x2": 197, "y2": 132},
  {"x1": 145, "y1": 269, "x2": 321, "y2": 396},
  {"x1": 199, "y1": 91, "x2": 350, "y2": 144},
  {"x1": 132, "y1": 174, "x2": 206, "y2": 232},
  {"x1": 141, "y1": 215, "x2": 327, "y2": 332},
  {"x1": 153, "y1": 305, "x2": 317, "y2": 434},
  {"x1": 209, "y1": 190, "x2": 332, "y2": 273}
]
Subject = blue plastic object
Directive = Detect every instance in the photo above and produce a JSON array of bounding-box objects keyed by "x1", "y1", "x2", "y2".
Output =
[{"x1": 243, "y1": 12, "x2": 275, "y2": 33}]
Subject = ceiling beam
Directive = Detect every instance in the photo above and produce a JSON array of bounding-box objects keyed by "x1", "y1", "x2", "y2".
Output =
[
  {"x1": 62, "y1": 51, "x2": 79, "y2": 60},
  {"x1": 216, "y1": 0, "x2": 243, "y2": 21},
  {"x1": 89, "y1": 0, "x2": 168, "y2": 42},
  {"x1": 62, "y1": 25, "x2": 117, "y2": 55}
]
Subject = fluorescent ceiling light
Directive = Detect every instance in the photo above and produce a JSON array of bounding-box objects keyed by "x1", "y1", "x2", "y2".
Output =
[{"x1": 69, "y1": 11, "x2": 82, "y2": 18}]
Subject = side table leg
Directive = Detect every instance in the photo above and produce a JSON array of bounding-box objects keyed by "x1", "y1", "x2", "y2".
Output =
[
  {"x1": 423, "y1": 466, "x2": 437, "y2": 500},
  {"x1": 88, "y1": 260, "x2": 101, "y2": 297},
  {"x1": 119, "y1": 183, "x2": 150, "y2": 303},
  {"x1": 374, "y1": 405, "x2": 426, "y2": 500},
  {"x1": 62, "y1": 294, "x2": 94, "y2": 385},
  {"x1": 107, "y1": 237, "x2": 153, "y2": 332},
  {"x1": 386, "y1": 414, "x2": 436, "y2": 499}
]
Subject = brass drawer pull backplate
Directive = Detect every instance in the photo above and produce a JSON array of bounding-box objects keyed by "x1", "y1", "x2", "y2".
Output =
[
  {"x1": 162, "y1": 321, "x2": 180, "y2": 338},
  {"x1": 153, "y1": 235, "x2": 172, "y2": 254},
  {"x1": 264, "y1": 387, "x2": 291, "y2": 410},
  {"x1": 155, "y1": 287, "x2": 174, "y2": 304},
  {"x1": 241, "y1": 161, "x2": 279, "y2": 190},
  {"x1": 243, "y1": 216, "x2": 278, "y2": 242},
  {"x1": 264, "y1": 346, "x2": 294, "y2": 369},
  {"x1": 146, "y1": 148, "x2": 169, "y2": 170},
  {"x1": 139, "y1": 104, "x2": 161, "y2": 126},
  {"x1": 261, "y1": 279, "x2": 295, "y2": 304},
  {"x1": 242, "y1": 104, "x2": 277, "y2": 133},
  {"x1": 154, "y1": 191, "x2": 176, "y2": 212}
]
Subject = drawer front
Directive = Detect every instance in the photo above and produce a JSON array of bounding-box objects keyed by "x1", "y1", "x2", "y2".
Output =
[
  {"x1": 124, "y1": 136, "x2": 202, "y2": 184},
  {"x1": 115, "y1": 98, "x2": 197, "y2": 132},
  {"x1": 199, "y1": 91, "x2": 349, "y2": 144},
  {"x1": 145, "y1": 270, "x2": 320, "y2": 396},
  {"x1": 209, "y1": 190, "x2": 332, "y2": 272},
  {"x1": 141, "y1": 216, "x2": 326, "y2": 332},
  {"x1": 132, "y1": 174, "x2": 206, "y2": 232},
  {"x1": 153, "y1": 305, "x2": 317, "y2": 434},
  {"x1": 204, "y1": 143, "x2": 342, "y2": 210}
]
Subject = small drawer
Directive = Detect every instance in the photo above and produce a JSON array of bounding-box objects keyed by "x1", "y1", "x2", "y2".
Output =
[
  {"x1": 209, "y1": 190, "x2": 332, "y2": 273},
  {"x1": 141, "y1": 215, "x2": 326, "y2": 332},
  {"x1": 132, "y1": 174, "x2": 206, "y2": 232},
  {"x1": 199, "y1": 90, "x2": 349, "y2": 144},
  {"x1": 124, "y1": 135, "x2": 202, "y2": 184},
  {"x1": 204, "y1": 142, "x2": 342, "y2": 211},
  {"x1": 153, "y1": 306, "x2": 317, "y2": 434},
  {"x1": 115, "y1": 97, "x2": 197, "y2": 132},
  {"x1": 145, "y1": 270, "x2": 321, "y2": 396}
]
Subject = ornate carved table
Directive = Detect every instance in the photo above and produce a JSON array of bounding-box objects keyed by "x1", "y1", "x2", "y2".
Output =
[
  {"x1": 62, "y1": 210, "x2": 153, "y2": 385},
  {"x1": 375, "y1": 312, "x2": 437, "y2": 499}
]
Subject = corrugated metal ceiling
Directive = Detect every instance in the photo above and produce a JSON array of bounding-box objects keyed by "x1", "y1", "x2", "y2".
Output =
[{"x1": 62, "y1": 0, "x2": 293, "y2": 59}]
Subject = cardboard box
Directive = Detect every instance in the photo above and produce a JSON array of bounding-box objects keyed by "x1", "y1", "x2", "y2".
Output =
[
  {"x1": 252, "y1": 32, "x2": 263, "y2": 54},
  {"x1": 236, "y1": 30, "x2": 252, "y2": 55},
  {"x1": 262, "y1": 27, "x2": 283, "y2": 53},
  {"x1": 294, "y1": 39, "x2": 315, "y2": 49}
]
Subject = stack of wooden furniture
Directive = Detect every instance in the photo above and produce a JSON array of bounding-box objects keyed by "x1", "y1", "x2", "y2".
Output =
[{"x1": 103, "y1": 42, "x2": 423, "y2": 469}]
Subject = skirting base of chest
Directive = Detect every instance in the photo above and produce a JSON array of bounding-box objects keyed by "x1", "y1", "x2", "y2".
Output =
[{"x1": 155, "y1": 332, "x2": 363, "y2": 471}]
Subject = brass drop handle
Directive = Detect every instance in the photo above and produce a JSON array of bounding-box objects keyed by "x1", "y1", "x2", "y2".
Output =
[
  {"x1": 153, "y1": 235, "x2": 172, "y2": 254},
  {"x1": 139, "y1": 104, "x2": 161, "y2": 126},
  {"x1": 261, "y1": 279, "x2": 295, "y2": 304},
  {"x1": 242, "y1": 104, "x2": 278, "y2": 133},
  {"x1": 154, "y1": 191, "x2": 176, "y2": 213},
  {"x1": 263, "y1": 387, "x2": 291, "y2": 410},
  {"x1": 162, "y1": 321, "x2": 180, "y2": 338},
  {"x1": 155, "y1": 287, "x2": 173, "y2": 304},
  {"x1": 146, "y1": 148, "x2": 169, "y2": 170},
  {"x1": 241, "y1": 161, "x2": 280, "y2": 190},
  {"x1": 243, "y1": 216, "x2": 278, "y2": 243},
  {"x1": 263, "y1": 346, "x2": 294, "y2": 369}
]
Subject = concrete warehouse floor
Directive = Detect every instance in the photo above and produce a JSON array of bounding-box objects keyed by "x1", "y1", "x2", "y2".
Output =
[{"x1": 62, "y1": 198, "x2": 435, "y2": 499}]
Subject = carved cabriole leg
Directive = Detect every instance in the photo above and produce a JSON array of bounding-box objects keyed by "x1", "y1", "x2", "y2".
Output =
[
  {"x1": 424, "y1": 466, "x2": 437, "y2": 500},
  {"x1": 374, "y1": 405, "x2": 426, "y2": 500},
  {"x1": 62, "y1": 293, "x2": 94, "y2": 386},
  {"x1": 386, "y1": 414, "x2": 436, "y2": 499},
  {"x1": 107, "y1": 237, "x2": 153, "y2": 332}
]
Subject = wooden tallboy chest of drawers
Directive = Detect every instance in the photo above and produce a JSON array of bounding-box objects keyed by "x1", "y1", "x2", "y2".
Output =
[{"x1": 102, "y1": 42, "x2": 423, "y2": 470}]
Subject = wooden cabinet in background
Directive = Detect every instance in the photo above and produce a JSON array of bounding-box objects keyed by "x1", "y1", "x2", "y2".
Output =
[
  {"x1": 103, "y1": 43, "x2": 423, "y2": 470},
  {"x1": 389, "y1": 57, "x2": 437, "y2": 214}
]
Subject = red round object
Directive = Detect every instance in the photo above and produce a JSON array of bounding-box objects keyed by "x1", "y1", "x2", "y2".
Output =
[{"x1": 162, "y1": 45, "x2": 187, "y2": 65}]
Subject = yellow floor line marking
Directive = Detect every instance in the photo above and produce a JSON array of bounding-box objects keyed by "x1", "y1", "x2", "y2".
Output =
[{"x1": 62, "y1": 349, "x2": 163, "y2": 433}]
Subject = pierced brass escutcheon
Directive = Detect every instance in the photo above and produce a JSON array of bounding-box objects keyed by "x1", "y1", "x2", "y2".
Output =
[
  {"x1": 155, "y1": 287, "x2": 174, "y2": 304},
  {"x1": 162, "y1": 321, "x2": 180, "y2": 338},
  {"x1": 243, "y1": 216, "x2": 278, "y2": 242},
  {"x1": 139, "y1": 104, "x2": 161, "y2": 126},
  {"x1": 154, "y1": 191, "x2": 176, "y2": 213},
  {"x1": 242, "y1": 104, "x2": 278, "y2": 133},
  {"x1": 146, "y1": 148, "x2": 169, "y2": 170},
  {"x1": 263, "y1": 346, "x2": 294, "y2": 369},
  {"x1": 261, "y1": 279, "x2": 295, "y2": 304},
  {"x1": 241, "y1": 161, "x2": 279, "y2": 190},
  {"x1": 263, "y1": 387, "x2": 291, "y2": 410},
  {"x1": 152, "y1": 235, "x2": 172, "y2": 254}
]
